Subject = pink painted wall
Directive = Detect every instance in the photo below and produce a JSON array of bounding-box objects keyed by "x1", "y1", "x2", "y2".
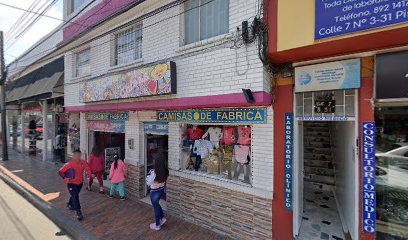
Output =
[{"x1": 63, "y1": 0, "x2": 138, "y2": 43}]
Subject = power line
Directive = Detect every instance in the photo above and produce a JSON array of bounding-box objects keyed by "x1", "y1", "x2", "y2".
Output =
[
  {"x1": 5, "y1": 0, "x2": 60, "y2": 50},
  {"x1": 4, "y1": 0, "x2": 43, "y2": 43},
  {"x1": 10, "y1": 0, "x2": 218, "y2": 70}
]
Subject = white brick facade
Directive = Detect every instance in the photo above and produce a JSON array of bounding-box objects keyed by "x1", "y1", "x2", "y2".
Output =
[{"x1": 66, "y1": 0, "x2": 273, "y2": 199}]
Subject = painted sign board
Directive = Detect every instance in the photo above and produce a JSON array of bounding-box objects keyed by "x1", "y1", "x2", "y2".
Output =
[
  {"x1": 295, "y1": 59, "x2": 361, "y2": 93},
  {"x1": 144, "y1": 122, "x2": 169, "y2": 135},
  {"x1": 362, "y1": 122, "x2": 376, "y2": 234},
  {"x1": 297, "y1": 116, "x2": 352, "y2": 121},
  {"x1": 156, "y1": 108, "x2": 267, "y2": 124},
  {"x1": 284, "y1": 113, "x2": 294, "y2": 211},
  {"x1": 85, "y1": 112, "x2": 129, "y2": 121},
  {"x1": 315, "y1": 0, "x2": 408, "y2": 40},
  {"x1": 79, "y1": 62, "x2": 176, "y2": 103},
  {"x1": 87, "y1": 121, "x2": 125, "y2": 133}
]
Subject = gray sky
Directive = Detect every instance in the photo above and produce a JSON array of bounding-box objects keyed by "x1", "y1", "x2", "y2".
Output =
[{"x1": 0, "y1": 0, "x2": 63, "y2": 64}]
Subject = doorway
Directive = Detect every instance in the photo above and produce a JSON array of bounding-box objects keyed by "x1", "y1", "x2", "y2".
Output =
[
  {"x1": 141, "y1": 134, "x2": 168, "y2": 206},
  {"x1": 294, "y1": 121, "x2": 358, "y2": 240}
]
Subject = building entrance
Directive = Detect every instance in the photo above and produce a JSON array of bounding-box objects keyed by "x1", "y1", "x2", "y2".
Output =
[{"x1": 295, "y1": 121, "x2": 358, "y2": 240}]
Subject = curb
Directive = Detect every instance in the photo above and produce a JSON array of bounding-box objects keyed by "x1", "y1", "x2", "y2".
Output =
[{"x1": 0, "y1": 170, "x2": 98, "y2": 240}]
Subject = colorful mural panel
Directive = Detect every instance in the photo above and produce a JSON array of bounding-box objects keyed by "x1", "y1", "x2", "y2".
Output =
[{"x1": 79, "y1": 62, "x2": 176, "y2": 103}]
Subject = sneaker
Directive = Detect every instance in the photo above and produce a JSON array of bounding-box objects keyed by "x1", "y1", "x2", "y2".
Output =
[
  {"x1": 76, "y1": 211, "x2": 84, "y2": 221},
  {"x1": 160, "y1": 217, "x2": 167, "y2": 226},
  {"x1": 120, "y1": 196, "x2": 126, "y2": 201},
  {"x1": 66, "y1": 203, "x2": 74, "y2": 211},
  {"x1": 150, "y1": 223, "x2": 160, "y2": 231},
  {"x1": 108, "y1": 195, "x2": 113, "y2": 198}
]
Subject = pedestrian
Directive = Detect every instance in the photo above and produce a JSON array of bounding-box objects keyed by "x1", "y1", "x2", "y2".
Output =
[
  {"x1": 59, "y1": 149, "x2": 92, "y2": 221},
  {"x1": 87, "y1": 146, "x2": 105, "y2": 193},
  {"x1": 147, "y1": 156, "x2": 169, "y2": 231},
  {"x1": 108, "y1": 155, "x2": 127, "y2": 200}
]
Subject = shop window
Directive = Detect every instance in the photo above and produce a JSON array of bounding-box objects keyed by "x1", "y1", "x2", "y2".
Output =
[
  {"x1": 75, "y1": 49, "x2": 90, "y2": 77},
  {"x1": 184, "y1": 0, "x2": 229, "y2": 45},
  {"x1": 180, "y1": 124, "x2": 251, "y2": 184},
  {"x1": 375, "y1": 106, "x2": 408, "y2": 239},
  {"x1": 114, "y1": 25, "x2": 142, "y2": 66}
]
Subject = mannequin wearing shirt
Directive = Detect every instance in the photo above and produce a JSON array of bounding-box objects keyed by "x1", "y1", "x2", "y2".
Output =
[{"x1": 202, "y1": 127, "x2": 222, "y2": 148}]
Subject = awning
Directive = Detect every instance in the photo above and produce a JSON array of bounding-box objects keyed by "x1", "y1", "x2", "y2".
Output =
[{"x1": 6, "y1": 57, "x2": 64, "y2": 104}]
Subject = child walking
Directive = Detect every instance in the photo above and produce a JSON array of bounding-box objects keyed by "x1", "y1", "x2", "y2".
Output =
[
  {"x1": 109, "y1": 155, "x2": 127, "y2": 200},
  {"x1": 59, "y1": 150, "x2": 92, "y2": 221}
]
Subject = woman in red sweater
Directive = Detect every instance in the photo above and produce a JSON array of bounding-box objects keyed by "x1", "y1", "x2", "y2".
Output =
[
  {"x1": 59, "y1": 150, "x2": 92, "y2": 221},
  {"x1": 87, "y1": 146, "x2": 105, "y2": 193}
]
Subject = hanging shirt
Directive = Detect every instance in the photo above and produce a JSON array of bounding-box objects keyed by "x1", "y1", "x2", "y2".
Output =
[
  {"x1": 193, "y1": 139, "x2": 214, "y2": 158},
  {"x1": 237, "y1": 126, "x2": 251, "y2": 145},
  {"x1": 222, "y1": 127, "x2": 236, "y2": 145},
  {"x1": 233, "y1": 145, "x2": 251, "y2": 164},
  {"x1": 202, "y1": 127, "x2": 223, "y2": 148},
  {"x1": 186, "y1": 127, "x2": 204, "y2": 140}
]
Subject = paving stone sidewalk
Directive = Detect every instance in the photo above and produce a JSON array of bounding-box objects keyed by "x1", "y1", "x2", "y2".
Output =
[{"x1": 0, "y1": 149, "x2": 226, "y2": 240}]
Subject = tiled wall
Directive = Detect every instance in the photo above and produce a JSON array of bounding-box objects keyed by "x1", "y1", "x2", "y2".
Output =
[{"x1": 167, "y1": 175, "x2": 273, "y2": 240}]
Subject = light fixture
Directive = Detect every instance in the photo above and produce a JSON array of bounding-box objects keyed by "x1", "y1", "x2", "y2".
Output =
[{"x1": 242, "y1": 88, "x2": 255, "y2": 103}]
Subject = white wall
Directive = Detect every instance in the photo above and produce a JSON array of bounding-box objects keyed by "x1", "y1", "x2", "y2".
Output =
[
  {"x1": 64, "y1": 0, "x2": 269, "y2": 107},
  {"x1": 330, "y1": 121, "x2": 357, "y2": 239}
]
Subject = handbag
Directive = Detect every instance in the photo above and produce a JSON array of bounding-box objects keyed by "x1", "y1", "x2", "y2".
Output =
[{"x1": 146, "y1": 169, "x2": 156, "y2": 186}]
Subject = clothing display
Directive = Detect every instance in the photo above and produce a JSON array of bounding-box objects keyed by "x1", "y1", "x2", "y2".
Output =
[
  {"x1": 222, "y1": 126, "x2": 236, "y2": 145},
  {"x1": 233, "y1": 145, "x2": 251, "y2": 164},
  {"x1": 237, "y1": 126, "x2": 251, "y2": 145},
  {"x1": 193, "y1": 139, "x2": 214, "y2": 159},
  {"x1": 202, "y1": 127, "x2": 223, "y2": 148},
  {"x1": 185, "y1": 127, "x2": 204, "y2": 140},
  {"x1": 181, "y1": 124, "x2": 252, "y2": 184}
]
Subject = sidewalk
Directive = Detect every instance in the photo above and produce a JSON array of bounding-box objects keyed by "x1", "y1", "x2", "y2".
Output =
[{"x1": 0, "y1": 149, "x2": 227, "y2": 240}]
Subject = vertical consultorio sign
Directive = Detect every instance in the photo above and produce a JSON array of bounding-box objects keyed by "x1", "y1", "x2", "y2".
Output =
[
  {"x1": 362, "y1": 122, "x2": 376, "y2": 234},
  {"x1": 284, "y1": 113, "x2": 294, "y2": 211}
]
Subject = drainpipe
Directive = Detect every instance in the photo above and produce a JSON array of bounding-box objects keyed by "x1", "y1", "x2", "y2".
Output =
[{"x1": 42, "y1": 100, "x2": 48, "y2": 161}]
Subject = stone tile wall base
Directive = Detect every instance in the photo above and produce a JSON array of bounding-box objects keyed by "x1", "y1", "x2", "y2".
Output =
[
  {"x1": 167, "y1": 176, "x2": 273, "y2": 240},
  {"x1": 125, "y1": 164, "x2": 145, "y2": 199}
]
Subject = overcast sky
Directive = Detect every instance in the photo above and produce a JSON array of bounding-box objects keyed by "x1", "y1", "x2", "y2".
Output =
[{"x1": 0, "y1": 0, "x2": 63, "y2": 64}]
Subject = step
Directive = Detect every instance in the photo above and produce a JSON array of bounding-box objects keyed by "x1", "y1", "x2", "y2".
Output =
[
  {"x1": 304, "y1": 142, "x2": 331, "y2": 148},
  {"x1": 304, "y1": 181, "x2": 333, "y2": 192},
  {"x1": 304, "y1": 131, "x2": 330, "y2": 137},
  {"x1": 304, "y1": 174, "x2": 335, "y2": 185},
  {"x1": 304, "y1": 153, "x2": 333, "y2": 160},
  {"x1": 304, "y1": 122, "x2": 329, "y2": 127},
  {"x1": 304, "y1": 127, "x2": 329, "y2": 132},
  {"x1": 304, "y1": 136, "x2": 330, "y2": 142},
  {"x1": 304, "y1": 160, "x2": 333, "y2": 169},
  {"x1": 304, "y1": 166, "x2": 334, "y2": 176}
]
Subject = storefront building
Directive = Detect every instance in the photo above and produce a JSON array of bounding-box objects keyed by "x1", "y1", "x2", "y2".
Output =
[
  {"x1": 62, "y1": 0, "x2": 273, "y2": 238},
  {"x1": 267, "y1": 1, "x2": 408, "y2": 239},
  {"x1": 5, "y1": 57, "x2": 67, "y2": 162}
]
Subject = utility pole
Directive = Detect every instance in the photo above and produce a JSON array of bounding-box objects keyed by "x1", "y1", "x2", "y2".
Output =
[{"x1": 0, "y1": 31, "x2": 8, "y2": 161}]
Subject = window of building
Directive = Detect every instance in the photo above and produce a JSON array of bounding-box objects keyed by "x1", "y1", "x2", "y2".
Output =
[
  {"x1": 181, "y1": 124, "x2": 251, "y2": 184},
  {"x1": 114, "y1": 25, "x2": 142, "y2": 66},
  {"x1": 375, "y1": 106, "x2": 408, "y2": 239},
  {"x1": 184, "y1": 0, "x2": 229, "y2": 45},
  {"x1": 75, "y1": 49, "x2": 90, "y2": 77},
  {"x1": 70, "y1": 0, "x2": 86, "y2": 14}
]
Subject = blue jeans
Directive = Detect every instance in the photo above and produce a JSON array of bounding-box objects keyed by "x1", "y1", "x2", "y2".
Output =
[
  {"x1": 110, "y1": 182, "x2": 125, "y2": 197},
  {"x1": 150, "y1": 187, "x2": 165, "y2": 226},
  {"x1": 67, "y1": 183, "x2": 82, "y2": 211},
  {"x1": 194, "y1": 155, "x2": 202, "y2": 171}
]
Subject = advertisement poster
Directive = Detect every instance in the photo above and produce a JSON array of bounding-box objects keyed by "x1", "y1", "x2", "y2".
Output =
[
  {"x1": 87, "y1": 121, "x2": 125, "y2": 133},
  {"x1": 79, "y1": 62, "x2": 176, "y2": 103},
  {"x1": 316, "y1": 0, "x2": 408, "y2": 40},
  {"x1": 295, "y1": 59, "x2": 361, "y2": 93}
]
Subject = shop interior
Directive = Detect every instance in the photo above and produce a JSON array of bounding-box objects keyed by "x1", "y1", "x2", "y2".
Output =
[
  {"x1": 296, "y1": 121, "x2": 358, "y2": 240},
  {"x1": 91, "y1": 131, "x2": 126, "y2": 187},
  {"x1": 180, "y1": 124, "x2": 252, "y2": 184},
  {"x1": 141, "y1": 134, "x2": 169, "y2": 206}
]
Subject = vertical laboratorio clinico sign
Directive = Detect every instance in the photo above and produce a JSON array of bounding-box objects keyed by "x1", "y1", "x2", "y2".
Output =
[
  {"x1": 362, "y1": 122, "x2": 376, "y2": 234},
  {"x1": 284, "y1": 113, "x2": 294, "y2": 211}
]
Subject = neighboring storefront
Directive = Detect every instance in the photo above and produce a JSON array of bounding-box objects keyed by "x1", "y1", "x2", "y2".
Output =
[{"x1": 374, "y1": 51, "x2": 408, "y2": 239}]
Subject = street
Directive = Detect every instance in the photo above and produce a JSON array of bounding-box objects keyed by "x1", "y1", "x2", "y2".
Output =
[{"x1": 0, "y1": 179, "x2": 70, "y2": 240}]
